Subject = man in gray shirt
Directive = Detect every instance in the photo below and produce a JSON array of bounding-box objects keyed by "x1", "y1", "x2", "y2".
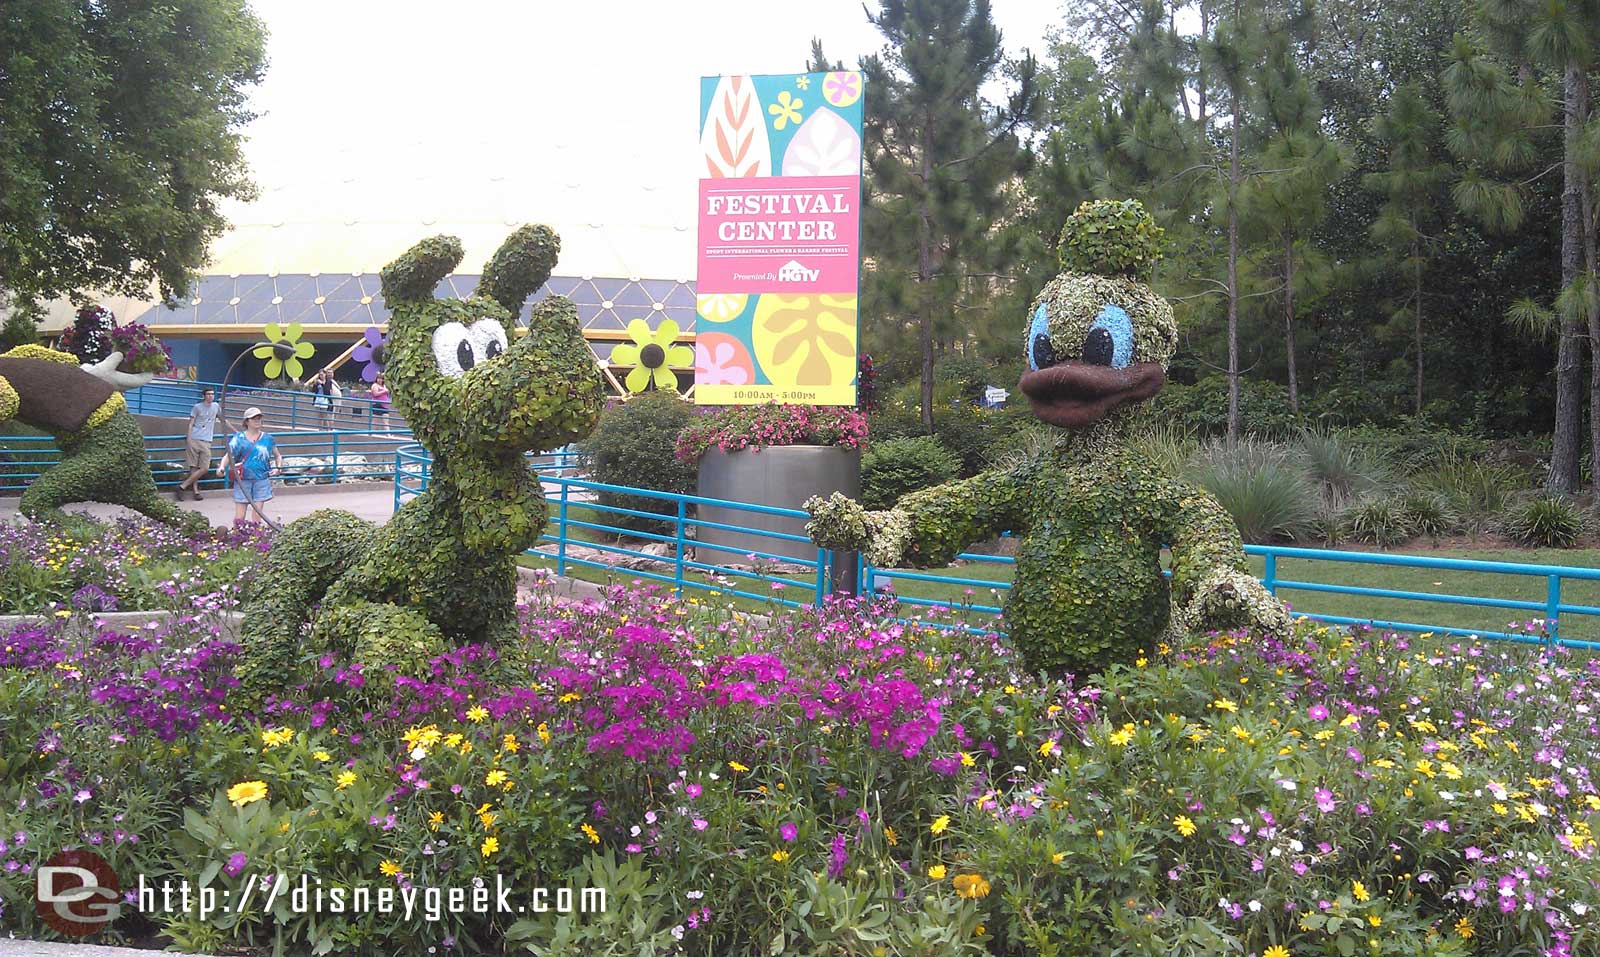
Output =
[{"x1": 175, "y1": 387, "x2": 228, "y2": 500}]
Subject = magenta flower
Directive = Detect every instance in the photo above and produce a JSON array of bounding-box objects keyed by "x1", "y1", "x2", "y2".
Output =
[
  {"x1": 1315, "y1": 788, "x2": 1336, "y2": 813},
  {"x1": 780, "y1": 822, "x2": 798, "y2": 842},
  {"x1": 224, "y1": 852, "x2": 248, "y2": 877},
  {"x1": 1308, "y1": 704, "x2": 1329, "y2": 721}
]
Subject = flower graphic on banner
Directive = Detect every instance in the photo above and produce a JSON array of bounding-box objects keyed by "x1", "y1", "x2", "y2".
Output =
[
  {"x1": 782, "y1": 108, "x2": 863, "y2": 176},
  {"x1": 611, "y1": 318, "x2": 692, "y2": 393},
  {"x1": 696, "y1": 293, "x2": 749, "y2": 324},
  {"x1": 695, "y1": 333, "x2": 754, "y2": 386},
  {"x1": 768, "y1": 90, "x2": 803, "y2": 131},
  {"x1": 254, "y1": 322, "x2": 314, "y2": 379},
  {"x1": 352, "y1": 326, "x2": 387, "y2": 382},
  {"x1": 823, "y1": 71, "x2": 862, "y2": 107},
  {"x1": 795, "y1": 75, "x2": 811, "y2": 89},
  {"x1": 752, "y1": 294, "x2": 858, "y2": 387},
  {"x1": 701, "y1": 76, "x2": 770, "y2": 178}
]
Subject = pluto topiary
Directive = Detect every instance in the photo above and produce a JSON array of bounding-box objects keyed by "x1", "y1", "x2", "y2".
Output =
[
  {"x1": 0, "y1": 343, "x2": 204, "y2": 533},
  {"x1": 235, "y1": 226, "x2": 605, "y2": 697},
  {"x1": 807, "y1": 199, "x2": 1289, "y2": 678}
]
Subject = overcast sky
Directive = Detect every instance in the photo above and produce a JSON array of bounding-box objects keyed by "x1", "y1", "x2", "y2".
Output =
[{"x1": 218, "y1": 0, "x2": 1065, "y2": 276}]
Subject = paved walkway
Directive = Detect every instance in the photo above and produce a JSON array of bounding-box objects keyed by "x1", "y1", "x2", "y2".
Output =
[{"x1": 0, "y1": 481, "x2": 400, "y2": 529}]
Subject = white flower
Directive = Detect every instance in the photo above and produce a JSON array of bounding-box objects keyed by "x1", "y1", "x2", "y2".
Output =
[
  {"x1": 1277, "y1": 780, "x2": 1298, "y2": 791},
  {"x1": 1288, "y1": 840, "x2": 1304, "y2": 853},
  {"x1": 1438, "y1": 791, "x2": 1455, "y2": 801},
  {"x1": 671, "y1": 926, "x2": 685, "y2": 940},
  {"x1": 410, "y1": 747, "x2": 427, "y2": 761},
  {"x1": 686, "y1": 890, "x2": 704, "y2": 900},
  {"x1": 1248, "y1": 900, "x2": 1262, "y2": 912},
  {"x1": 1574, "y1": 902, "x2": 1589, "y2": 916}
]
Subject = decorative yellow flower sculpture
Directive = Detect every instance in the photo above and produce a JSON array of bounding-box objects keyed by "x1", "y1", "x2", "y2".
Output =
[
  {"x1": 255, "y1": 322, "x2": 315, "y2": 379},
  {"x1": 611, "y1": 318, "x2": 692, "y2": 393}
]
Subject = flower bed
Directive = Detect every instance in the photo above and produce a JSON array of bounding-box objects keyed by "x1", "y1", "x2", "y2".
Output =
[
  {"x1": 675, "y1": 402, "x2": 869, "y2": 462},
  {"x1": 0, "y1": 518, "x2": 269, "y2": 614},
  {"x1": 0, "y1": 558, "x2": 1593, "y2": 955}
]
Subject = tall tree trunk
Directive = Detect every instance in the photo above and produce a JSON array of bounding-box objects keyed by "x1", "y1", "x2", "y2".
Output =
[
  {"x1": 1585, "y1": 175, "x2": 1600, "y2": 491},
  {"x1": 1226, "y1": 72, "x2": 1242, "y2": 446},
  {"x1": 1552, "y1": 66, "x2": 1588, "y2": 494},
  {"x1": 1283, "y1": 226, "x2": 1298, "y2": 414},
  {"x1": 1197, "y1": 2, "x2": 1210, "y2": 127},
  {"x1": 918, "y1": 119, "x2": 935, "y2": 435},
  {"x1": 1414, "y1": 236, "x2": 1425, "y2": 416}
]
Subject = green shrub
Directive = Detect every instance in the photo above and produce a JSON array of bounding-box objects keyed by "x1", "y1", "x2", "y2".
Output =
[
  {"x1": 1185, "y1": 438, "x2": 1316, "y2": 543},
  {"x1": 1152, "y1": 375, "x2": 1301, "y2": 437},
  {"x1": 1410, "y1": 453, "x2": 1528, "y2": 532},
  {"x1": 1502, "y1": 496, "x2": 1587, "y2": 548},
  {"x1": 1296, "y1": 428, "x2": 1390, "y2": 506},
  {"x1": 1399, "y1": 491, "x2": 1460, "y2": 542},
  {"x1": 582, "y1": 392, "x2": 697, "y2": 533},
  {"x1": 1341, "y1": 496, "x2": 1417, "y2": 547},
  {"x1": 860, "y1": 435, "x2": 961, "y2": 510}
]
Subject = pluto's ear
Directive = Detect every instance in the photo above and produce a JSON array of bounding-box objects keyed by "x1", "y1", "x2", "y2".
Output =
[
  {"x1": 477, "y1": 225, "x2": 560, "y2": 316},
  {"x1": 380, "y1": 235, "x2": 465, "y2": 303}
]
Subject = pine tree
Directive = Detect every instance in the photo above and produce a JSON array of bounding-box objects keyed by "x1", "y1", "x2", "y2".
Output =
[
  {"x1": 860, "y1": 0, "x2": 1040, "y2": 432},
  {"x1": 1364, "y1": 84, "x2": 1454, "y2": 415},
  {"x1": 1447, "y1": 0, "x2": 1600, "y2": 493},
  {"x1": 1241, "y1": 8, "x2": 1345, "y2": 414}
]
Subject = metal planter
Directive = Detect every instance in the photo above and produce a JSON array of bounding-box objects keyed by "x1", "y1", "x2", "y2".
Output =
[{"x1": 696, "y1": 446, "x2": 861, "y2": 564}]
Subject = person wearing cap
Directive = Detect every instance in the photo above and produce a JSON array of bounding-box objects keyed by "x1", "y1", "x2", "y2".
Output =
[
  {"x1": 216, "y1": 407, "x2": 282, "y2": 524},
  {"x1": 175, "y1": 386, "x2": 229, "y2": 500}
]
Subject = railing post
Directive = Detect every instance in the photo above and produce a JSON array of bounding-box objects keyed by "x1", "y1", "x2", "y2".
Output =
[
  {"x1": 674, "y1": 498, "x2": 687, "y2": 598},
  {"x1": 1263, "y1": 552, "x2": 1278, "y2": 596},
  {"x1": 1546, "y1": 574, "x2": 1561, "y2": 648},
  {"x1": 557, "y1": 482, "x2": 570, "y2": 577},
  {"x1": 331, "y1": 431, "x2": 340, "y2": 483},
  {"x1": 816, "y1": 547, "x2": 828, "y2": 604},
  {"x1": 393, "y1": 451, "x2": 401, "y2": 513}
]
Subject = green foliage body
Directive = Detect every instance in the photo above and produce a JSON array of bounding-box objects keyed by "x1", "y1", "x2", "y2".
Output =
[
  {"x1": 581, "y1": 392, "x2": 697, "y2": 533},
  {"x1": 237, "y1": 227, "x2": 604, "y2": 696},
  {"x1": 810, "y1": 201, "x2": 1288, "y2": 677},
  {"x1": 0, "y1": 346, "x2": 202, "y2": 533}
]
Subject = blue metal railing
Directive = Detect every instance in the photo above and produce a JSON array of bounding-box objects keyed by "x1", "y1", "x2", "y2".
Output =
[
  {"x1": 395, "y1": 445, "x2": 833, "y2": 609},
  {"x1": 126, "y1": 377, "x2": 406, "y2": 434},
  {"x1": 390, "y1": 446, "x2": 1600, "y2": 650},
  {"x1": 2, "y1": 430, "x2": 411, "y2": 492}
]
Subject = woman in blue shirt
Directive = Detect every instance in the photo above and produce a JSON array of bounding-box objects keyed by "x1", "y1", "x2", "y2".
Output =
[{"x1": 216, "y1": 407, "x2": 283, "y2": 524}]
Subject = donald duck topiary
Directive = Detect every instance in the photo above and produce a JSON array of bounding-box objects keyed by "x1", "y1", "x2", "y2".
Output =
[{"x1": 807, "y1": 200, "x2": 1291, "y2": 678}]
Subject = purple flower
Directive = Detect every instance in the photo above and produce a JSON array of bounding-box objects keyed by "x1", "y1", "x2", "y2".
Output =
[
  {"x1": 1308, "y1": 704, "x2": 1330, "y2": 721},
  {"x1": 1315, "y1": 788, "x2": 1336, "y2": 813},
  {"x1": 827, "y1": 833, "x2": 849, "y2": 878},
  {"x1": 224, "y1": 852, "x2": 248, "y2": 877},
  {"x1": 686, "y1": 783, "x2": 702, "y2": 799},
  {"x1": 780, "y1": 822, "x2": 798, "y2": 842}
]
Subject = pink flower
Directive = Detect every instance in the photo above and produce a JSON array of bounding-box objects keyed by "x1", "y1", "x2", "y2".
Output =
[
  {"x1": 1308, "y1": 704, "x2": 1329, "y2": 721},
  {"x1": 692, "y1": 818, "x2": 708, "y2": 831},
  {"x1": 780, "y1": 822, "x2": 798, "y2": 841},
  {"x1": 1315, "y1": 788, "x2": 1336, "y2": 813}
]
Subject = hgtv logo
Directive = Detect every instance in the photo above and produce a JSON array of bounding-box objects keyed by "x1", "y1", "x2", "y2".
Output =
[
  {"x1": 35, "y1": 848, "x2": 121, "y2": 936},
  {"x1": 776, "y1": 260, "x2": 820, "y2": 283}
]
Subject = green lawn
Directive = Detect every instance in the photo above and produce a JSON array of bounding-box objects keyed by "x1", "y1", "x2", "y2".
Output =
[{"x1": 523, "y1": 498, "x2": 1600, "y2": 642}]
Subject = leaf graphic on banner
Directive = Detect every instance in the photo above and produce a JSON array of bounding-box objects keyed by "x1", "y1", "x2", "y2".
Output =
[
  {"x1": 753, "y1": 294, "x2": 857, "y2": 387},
  {"x1": 781, "y1": 108, "x2": 861, "y2": 177},
  {"x1": 701, "y1": 76, "x2": 771, "y2": 178}
]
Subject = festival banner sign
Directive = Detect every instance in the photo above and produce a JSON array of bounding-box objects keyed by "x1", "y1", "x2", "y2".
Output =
[{"x1": 695, "y1": 71, "x2": 864, "y2": 405}]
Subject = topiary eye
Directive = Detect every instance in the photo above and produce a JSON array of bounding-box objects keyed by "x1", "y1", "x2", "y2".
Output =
[
  {"x1": 1085, "y1": 305, "x2": 1134, "y2": 369},
  {"x1": 1026, "y1": 302, "x2": 1057, "y2": 370}
]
